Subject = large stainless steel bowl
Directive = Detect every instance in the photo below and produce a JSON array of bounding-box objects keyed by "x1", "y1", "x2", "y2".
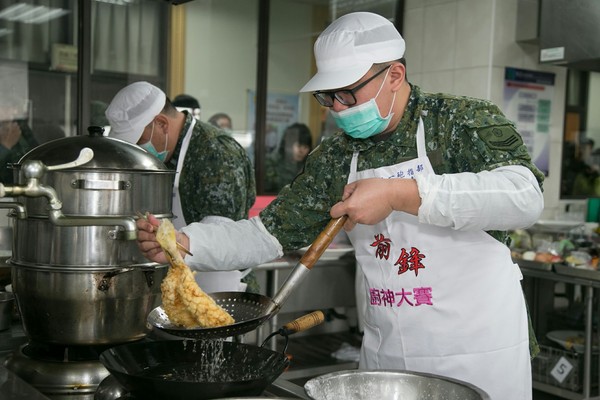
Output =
[{"x1": 304, "y1": 370, "x2": 490, "y2": 400}]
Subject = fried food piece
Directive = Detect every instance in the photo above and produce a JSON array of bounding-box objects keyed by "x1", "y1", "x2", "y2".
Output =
[{"x1": 156, "y1": 219, "x2": 235, "y2": 328}]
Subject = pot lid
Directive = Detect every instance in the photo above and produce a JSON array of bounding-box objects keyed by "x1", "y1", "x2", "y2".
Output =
[{"x1": 17, "y1": 126, "x2": 171, "y2": 172}]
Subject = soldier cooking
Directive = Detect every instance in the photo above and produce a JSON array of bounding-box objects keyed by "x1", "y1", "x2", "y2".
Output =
[{"x1": 137, "y1": 11, "x2": 544, "y2": 400}]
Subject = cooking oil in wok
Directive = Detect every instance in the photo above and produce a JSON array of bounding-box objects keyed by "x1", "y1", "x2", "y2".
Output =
[{"x1": 139, "y1": 339, "x2": 285, "y2": 383}]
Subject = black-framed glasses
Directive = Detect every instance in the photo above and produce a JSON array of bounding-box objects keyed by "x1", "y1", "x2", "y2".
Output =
[{"x1": 313, "y1": 65, "x2": 391, "y2": 107}]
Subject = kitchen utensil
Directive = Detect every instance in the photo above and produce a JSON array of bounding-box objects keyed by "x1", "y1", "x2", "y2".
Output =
[
  {"x1": 100, "y1": 311, "x2": 325, "y2": 400},
  {"x1": 15, "y1": 265, "x2": 166, "y2": 344},
  {"x1": 148, "y1": 292, "x2": 277, "y2": 339},
  {"x1": 148, "y1": 216, "x2": 347, "y2": 339},
  {"x1": 304, "y1": 369, "x2": 490, "y2": 400}
]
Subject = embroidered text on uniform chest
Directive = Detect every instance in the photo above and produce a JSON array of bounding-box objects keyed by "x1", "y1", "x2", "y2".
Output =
[{"x1": 368, "y1": 233, "x2": 433, "y2": 308}]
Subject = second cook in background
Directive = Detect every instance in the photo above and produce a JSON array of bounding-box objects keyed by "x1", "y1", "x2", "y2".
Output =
[
  {"x1": 105, "y1": 82, "x2": 258, "y2": 293},
  {"x1": 137, "y1": 12, "x2": 544, "y2": 399}
]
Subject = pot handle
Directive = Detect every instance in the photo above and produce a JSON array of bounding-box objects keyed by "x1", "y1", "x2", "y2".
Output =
[
  {"x1": 46, "y1": 148, "x2": 94, "y2": 171},
  {"x1": 261, "y1": 310, "x2": 325, "y2": 349},
  {"x1": 279, "y1": 310, "x2": 325, "y2": 335}
]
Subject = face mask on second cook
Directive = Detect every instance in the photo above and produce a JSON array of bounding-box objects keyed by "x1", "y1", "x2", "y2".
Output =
[{"x1": 139, "y1": 122, "x2": 168, "y2": 161}]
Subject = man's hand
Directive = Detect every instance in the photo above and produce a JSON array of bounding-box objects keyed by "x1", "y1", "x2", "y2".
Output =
[
  {"x1": 329, "y1": 178, "x2": 421, "y2": 231},
  {"x1": 136, "y1": 213, "x2": 190, "y2": 263}
]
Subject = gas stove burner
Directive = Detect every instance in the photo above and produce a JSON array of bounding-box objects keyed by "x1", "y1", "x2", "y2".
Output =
[
  {"x1": 4, "y1": 342, "x2": 111, "y2": 400},
  {"x1": 23, "y1": 340, "x2": 116, "y2": 362}
]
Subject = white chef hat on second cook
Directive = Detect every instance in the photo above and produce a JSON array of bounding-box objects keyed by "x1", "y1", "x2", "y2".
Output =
[
  {"x1": 105, "y1": 81, "x2": 166, "y2": 144},
  {"x1": 300, "y1": 12, "x2": 405, "y2": 93}
]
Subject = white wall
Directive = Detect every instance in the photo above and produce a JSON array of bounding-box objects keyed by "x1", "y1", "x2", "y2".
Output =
[
  {"x1": 404, "y1": 0, "x2": 568, "y2": 220},
  {"x1": 182, "y1": 0, "x2": 314, "y2": 130},
  {"x1": 183, "y1": 0, "x2": 259, "y2": 130}
]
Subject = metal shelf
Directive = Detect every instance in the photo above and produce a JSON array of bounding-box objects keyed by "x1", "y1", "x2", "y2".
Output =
[{"x1": 523, "y1": 266, "x2": 600, "y2": 399}]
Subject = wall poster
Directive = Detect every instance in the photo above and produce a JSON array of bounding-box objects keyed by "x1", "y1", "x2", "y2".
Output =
[
  {"x1": 246, "y1": 90, "x2": 300, "y2": 156},
  {"x1": 503, "y1": 67, "x2": 555, "y2": 176}
]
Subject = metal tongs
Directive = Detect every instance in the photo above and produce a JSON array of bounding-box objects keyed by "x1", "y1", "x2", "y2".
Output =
[{"x1": 135, "y1": 211, "x2": 193, "y2": 257}]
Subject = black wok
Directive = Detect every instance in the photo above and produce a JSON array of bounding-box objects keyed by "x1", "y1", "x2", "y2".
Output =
[{"x1": 100, "y1": 311, "x2": 324, "y2": 400}]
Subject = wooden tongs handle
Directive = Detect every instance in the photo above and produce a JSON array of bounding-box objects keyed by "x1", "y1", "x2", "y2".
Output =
[{"x1": 299, "y1": 216, "x2": 348, "y2": 270}]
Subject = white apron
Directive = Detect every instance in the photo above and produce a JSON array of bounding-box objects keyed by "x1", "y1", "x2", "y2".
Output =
[
  {"x1": 172, "y1": 119, "x2": 247, "y2": 292},
  {"x1": 346, "y1": 118, "x2": 531, "y2": 399}
]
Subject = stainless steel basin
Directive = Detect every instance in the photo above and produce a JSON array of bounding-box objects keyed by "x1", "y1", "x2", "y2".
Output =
[{"x1": 304, "y1": 369, "x2": 490, "y2": 400}]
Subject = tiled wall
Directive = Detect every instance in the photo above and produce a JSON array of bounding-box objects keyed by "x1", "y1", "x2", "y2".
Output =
[{"x1": 404, "y1": 0, "x2": 569, "y2": 219}]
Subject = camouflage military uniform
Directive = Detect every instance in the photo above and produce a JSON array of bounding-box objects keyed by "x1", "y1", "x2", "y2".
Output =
[
  {"x1": 167, "y1": 113, "x2": 259, "y2": 292},
  {"x1": 260, "y1": 84, "x2": 544, "y2": 357}
]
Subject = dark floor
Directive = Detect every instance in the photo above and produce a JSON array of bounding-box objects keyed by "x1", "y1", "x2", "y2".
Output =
[{"x1": 533, "y1": 390, "x2": 566, "y2": 399}]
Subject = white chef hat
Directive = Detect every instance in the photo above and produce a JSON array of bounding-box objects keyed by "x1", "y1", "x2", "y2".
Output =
[
  {"x1": 300, "y1": 12, "x2": 405, "y2": 93},
  {"x1": 105, "y1": 81, "x2": 166, "y2": 143}
]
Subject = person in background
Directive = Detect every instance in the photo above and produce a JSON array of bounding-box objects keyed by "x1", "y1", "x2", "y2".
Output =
[
  {"x1": 136, "y1": 12, "x2": 544, "y2": 398},
  {"x1": 105, "y1": 82, "x2": 258, "y2": 293},
  {"x1": 90, "y1": 100, "x2": 109, "y2": 132},
  {"x1": 0, "y1": 96, "x2": 38, "y2": 184},
  {"x1": 208, "y1": 112, "x2": 232, "y2": 131},
  {"x1": 173, "y1": 94, "x2": 201, "y2": 121},
  {"x1": 264, "y1": 122, "x2": 313, "y2": 193},
  {"x1": 569, "y1": 138, "x2": 600, "y2": 196}
]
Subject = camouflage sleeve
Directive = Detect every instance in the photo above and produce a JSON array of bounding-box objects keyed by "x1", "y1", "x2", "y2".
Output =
[
  {"x1": 179, "y1": 133, "x2": 256, "y2": 223},
  {"x1": 444, "y1": 100, "x2": 545, "y2": 190},
  {"x1": 260, "y1": 136, "x2": 351, "y2": 251}
]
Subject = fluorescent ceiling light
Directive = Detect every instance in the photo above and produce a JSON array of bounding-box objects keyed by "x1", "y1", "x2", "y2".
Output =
[
  {"x1": 0, "y1": 3, "x2": 70, "y2": 24},
  {"x1": 94, "y1": 0, "x2": 136, "y2": 5}
]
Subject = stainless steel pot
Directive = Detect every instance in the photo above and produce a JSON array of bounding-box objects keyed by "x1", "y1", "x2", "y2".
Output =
[
  {"x1": 7, "y1": 129, "x2": 175, "y2": 268},
  {"x1": 13, "y1": 264, "x2": 167, "y2": 344},
  {"x1": 0, "y1": 127, "x2": 175, "y2": 345},
  {"x1": 304, "y1": 370, "x2": 490, "y2": 400}
]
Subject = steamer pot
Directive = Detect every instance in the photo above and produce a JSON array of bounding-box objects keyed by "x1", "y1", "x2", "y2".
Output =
[
  {"x1": 12, "y1": 263, "x2": 167, "y2": 345},
  {"x1": 9, "y1": 129, "x2": 175, "y2": 268},
  {"x1": 0, "y1": 127, "x2": 176, "y2": 344}
]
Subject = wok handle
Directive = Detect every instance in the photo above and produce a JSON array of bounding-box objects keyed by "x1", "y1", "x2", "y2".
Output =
[
  {"x1": 281, "y1": 310, "x2": 325, "y2": 335},
  {"x1": 299, "y1": 216, "x2": 348, "y2": 270}
]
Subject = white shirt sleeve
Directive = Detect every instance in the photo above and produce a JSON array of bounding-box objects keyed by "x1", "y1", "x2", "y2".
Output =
[
  {"x1": 416, "y1": 165, "x2": 544, "y2": 231},
  {"x1": 179, "y1": 216, "x2": 284, "y2": 271}
]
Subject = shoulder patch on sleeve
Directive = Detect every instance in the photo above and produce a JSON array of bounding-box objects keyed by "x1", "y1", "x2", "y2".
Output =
[{"x1": 477, "y1": 126, "x2": 523, "y2": 151}]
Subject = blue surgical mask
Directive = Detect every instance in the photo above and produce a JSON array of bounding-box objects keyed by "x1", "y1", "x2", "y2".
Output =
[
  {"x1": 139, "y1": 122, "x2": 168, "y2": 161},
  {"x1": 331, "y1": 69, "x2": 396, "y2": 139}
]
